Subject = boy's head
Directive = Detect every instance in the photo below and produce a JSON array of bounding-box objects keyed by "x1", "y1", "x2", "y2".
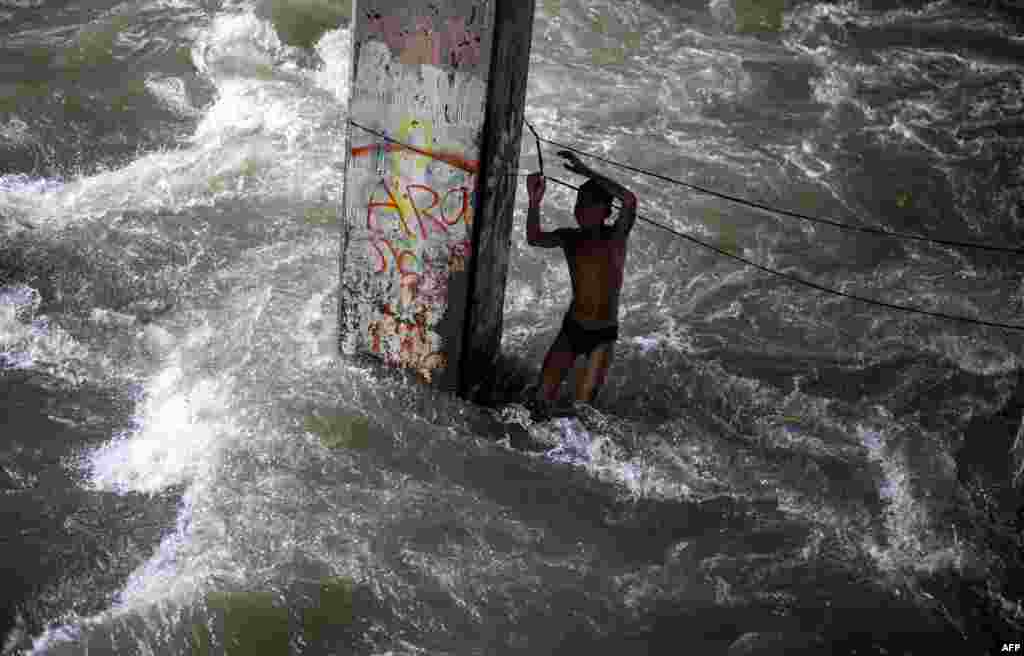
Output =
[{"x1": 574, "y1": 179, "x2": 613, "y2": 228}]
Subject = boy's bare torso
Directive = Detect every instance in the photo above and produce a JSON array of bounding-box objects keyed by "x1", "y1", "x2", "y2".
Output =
[{"x1": 561, "y1": 226, "x2": 628, "y2": 329}]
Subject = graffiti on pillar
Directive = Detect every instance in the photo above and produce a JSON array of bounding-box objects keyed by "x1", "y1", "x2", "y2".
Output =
[
  {"x1": 354, "y1": 23, "x2": 488, "y2": 128},
  {"x1": 349, "y1": 126, "x2": 477, "y2": 383},
  {"x1": 345, "y1": 10, "x2": 491, "y2": 383},
  {"x1": 365, "y1": 13, "x2": 483, "y2": 69},
  {"x1": 349, "y1": 141, "x2": 479, "y2": 177}
]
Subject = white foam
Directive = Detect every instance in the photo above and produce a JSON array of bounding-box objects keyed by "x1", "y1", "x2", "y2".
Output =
[
  {"x1": 632, "y1": 335, "x2": 660, "y2": 354},
  {"x1": 89, "y1": 307, "x2": 138, "y2": 327},
  {"x1": 925, "y1": 332, "x2": 1021, "y2": 376},
  {"x1": 857, "y1": 425, "x2": 897, "y2": 501},
  {"x1": 190, "y1": 11, "x2": 285, "y2": 82},
  {"x1": 1, "y1": 9, "x2": 349, "y2": 232},
  {"x1": 535, "y1": 417, "x2": 654, "y2": 500},
  {"x1": 145, "y1": 75, "x2": 200, "y2": 116},
  {"x1": 0, "y1": 116, "x2": 32, "y2": 144},
  {"x1": 110, "y1": 487, "x2": 206, "y2": 611},
  {"x1": 0, "y1": 173, "x2": 64, "y2": 194},
  {"x1": 311, "y1": 24, "x2": 352, "y2": 106},
  {"x1": 0, "y1": 284, "x2": 94, "y2": 379},
  {"x1": 86, "y1": 359, "x2": 237, "y2": 496}
]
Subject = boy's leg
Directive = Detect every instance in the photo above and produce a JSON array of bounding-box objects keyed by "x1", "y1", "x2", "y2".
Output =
[
  {"x1": 575, "y1": 341, "x2": 614, "y2": 405},
  {"x1": 538, "y1": 329, "x2": 576, "y2": 403}
]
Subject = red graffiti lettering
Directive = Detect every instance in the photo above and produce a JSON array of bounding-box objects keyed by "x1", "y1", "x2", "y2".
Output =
[
  {"x1": 366, "y1": 178, "x2": 414, "y2": 238},
  {"x1": 441, "y1": 187, "x2": 471, "y2": 226},
  {"x1": 364, "y1": 178, "x2": 472, "y2": 275},
  {"x1": 370, "y1": 238, "x2": 420, "y2": 275},
  {"x1": 406, "y1": 184, "x2": 448, "y2": 240}
]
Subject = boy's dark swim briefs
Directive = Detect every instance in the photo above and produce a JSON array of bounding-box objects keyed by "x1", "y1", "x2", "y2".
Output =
[{"x1": 560, "y1": 313, "x2": 619, "y2": 357}]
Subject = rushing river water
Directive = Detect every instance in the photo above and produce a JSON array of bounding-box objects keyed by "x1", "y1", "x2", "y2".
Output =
[{"x1": 2, "y1": 1, "x2": 1023, "y2": 654}]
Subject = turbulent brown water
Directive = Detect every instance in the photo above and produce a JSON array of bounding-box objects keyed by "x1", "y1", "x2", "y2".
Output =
[{"x1": 2, "y1": 1, "x2": 1022, "y2": 654}]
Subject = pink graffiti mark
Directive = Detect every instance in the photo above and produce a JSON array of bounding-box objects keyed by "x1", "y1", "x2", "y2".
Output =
[
  {"x1": 448, "y1": 240, "x2": 470, "y2": 260},
  {"x1": 415, "y1": 266, "x2": 448, "y2": 305},
  {"x1": 442, "y1": 17, "x2": 482, "y2": 69},
  {"x1": 363, "y1": 13, "x2": 482, "y2": 70},
  {"x1": 365, "y1": 13, "x2": 406, "y2": 54}
]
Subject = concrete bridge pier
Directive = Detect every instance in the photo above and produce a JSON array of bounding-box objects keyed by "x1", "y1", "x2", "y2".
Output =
[{"x1": 338, "y1": 1, "x2": 537, "y2": 405}]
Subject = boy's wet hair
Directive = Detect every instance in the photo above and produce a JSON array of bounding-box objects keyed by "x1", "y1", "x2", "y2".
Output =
[{"x1": 578, "y1": 179, "x2": 614, "y2": 209}]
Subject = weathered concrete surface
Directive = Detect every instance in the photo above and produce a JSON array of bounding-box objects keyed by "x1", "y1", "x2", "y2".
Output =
[{"x1": 339, "y1": 1, "x2": 535, "y2": 401}]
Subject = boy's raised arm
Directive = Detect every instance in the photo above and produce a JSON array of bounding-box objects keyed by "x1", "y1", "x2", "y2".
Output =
[{"x1": 525, "y1": 171, "x2": 564, "y2": 248}]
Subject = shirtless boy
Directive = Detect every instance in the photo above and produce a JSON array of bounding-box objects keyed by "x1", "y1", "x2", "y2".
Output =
[{"x1": 525, "y1": 151, "x2": 638, "y2": 418}]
